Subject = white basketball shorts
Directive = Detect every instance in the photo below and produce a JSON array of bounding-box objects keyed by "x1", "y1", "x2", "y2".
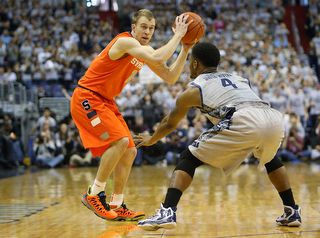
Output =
[{"x1": 189, "y1": 103, "x2": 284, "y2": 175}]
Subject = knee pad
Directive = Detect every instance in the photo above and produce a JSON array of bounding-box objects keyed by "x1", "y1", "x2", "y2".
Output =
[
  {"x1": 265, "y1": 157, "x2": 284, "y2": 174},
  {"x1": 174, "y1": 149, "x2": 203, "y2": 178}
]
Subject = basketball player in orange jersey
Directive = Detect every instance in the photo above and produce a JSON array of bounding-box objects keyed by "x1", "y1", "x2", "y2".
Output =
[{"x1": 70, "y1": 9, "x2": 195, "y2": 221}]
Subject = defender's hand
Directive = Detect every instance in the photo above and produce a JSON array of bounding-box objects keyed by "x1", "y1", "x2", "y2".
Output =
[{"x1": 134, "y1": 134, "x2": 154, "y2": 149}]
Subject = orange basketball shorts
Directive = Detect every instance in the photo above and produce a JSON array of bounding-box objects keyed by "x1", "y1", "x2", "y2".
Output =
[{"x1": 70, "y1": 87, "x2": 135, "y2": 157}]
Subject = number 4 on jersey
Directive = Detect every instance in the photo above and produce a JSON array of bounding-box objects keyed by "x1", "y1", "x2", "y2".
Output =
[{"x1": 221, "y1": 78, "x2": 238, "y2": 89}]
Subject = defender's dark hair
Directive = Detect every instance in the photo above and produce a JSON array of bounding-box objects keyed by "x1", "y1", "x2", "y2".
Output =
[{"x1": 191, "y1": 43, "x2": 220, "y2": 68}]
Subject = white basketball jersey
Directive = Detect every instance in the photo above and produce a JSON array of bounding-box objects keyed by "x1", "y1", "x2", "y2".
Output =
[{"x1": 191, "y1": 71, "x2": 266, "y2": 124}]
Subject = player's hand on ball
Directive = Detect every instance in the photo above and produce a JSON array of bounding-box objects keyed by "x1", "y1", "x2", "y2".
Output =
[
  {"x1": 172, "y1": 14, "x2": 192, "y2": 37},
  {"x1": 134, "y1": 134, "x2": 154, "y2": 148}
]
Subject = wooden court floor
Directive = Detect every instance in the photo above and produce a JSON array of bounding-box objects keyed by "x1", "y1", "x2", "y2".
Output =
[{"x1": 0, "y1": 163, "x2": 320, "y2": 238}]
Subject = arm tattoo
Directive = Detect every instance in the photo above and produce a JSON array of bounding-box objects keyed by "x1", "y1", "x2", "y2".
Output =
[{"x1": 169, "y1": 107, "x2": 179, "y2": 118}]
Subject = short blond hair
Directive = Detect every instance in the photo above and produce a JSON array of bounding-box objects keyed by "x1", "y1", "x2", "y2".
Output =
[{"x1": 132, "y1": 9, "x2": 157, "y2": 25}]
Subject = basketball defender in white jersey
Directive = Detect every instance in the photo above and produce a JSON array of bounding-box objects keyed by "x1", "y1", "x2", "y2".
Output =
[{"x1": 134, "y1": 43, "x2": 301, "y2": 230}]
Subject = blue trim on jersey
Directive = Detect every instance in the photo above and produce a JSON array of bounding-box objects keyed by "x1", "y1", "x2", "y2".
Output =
[
  {"x1": 247, "y1": 78, "x2": 251, "y2": 88},
  {"x1": 202, "y1": 71, "x2": 217, "y2": 75},
  {"x1": 190, "y1": 82, "x2": 203, "y2": 107}
]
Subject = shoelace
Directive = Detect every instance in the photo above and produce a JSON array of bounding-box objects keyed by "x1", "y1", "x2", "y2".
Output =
[
  {"x1": 148, "y1": 209, "x2": 162, "y2": 220},
  {"x1": 119, "y1": 203, "x2": 135, "y2": 215},
  {"x1": 99, "y1": 194, "x2": 111, "y2": 211}
]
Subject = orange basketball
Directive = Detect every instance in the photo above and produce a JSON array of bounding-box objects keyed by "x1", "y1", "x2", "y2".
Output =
[{"x1": 175, "y1": 12, "x2": 205, "y2": 44}]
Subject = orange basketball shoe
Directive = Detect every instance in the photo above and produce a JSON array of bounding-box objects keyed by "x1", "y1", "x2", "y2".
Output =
[
  {"x1": 112, "y1": 202, "x2": 145, "y2": 221},
  {"x1": 81, "y1": 186, "x2": 118, "y2": 220}
]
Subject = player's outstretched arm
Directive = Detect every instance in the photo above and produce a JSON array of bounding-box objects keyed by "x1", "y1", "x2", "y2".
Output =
[
  {"x1": 134, "y1": 86, "x2": 201, "y2": 148},
  {"x1": 147, "y1": 42, "x2": 195, "y2": 84}
]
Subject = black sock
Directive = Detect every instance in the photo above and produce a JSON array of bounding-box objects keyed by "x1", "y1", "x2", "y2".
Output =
[
  {"x1": 279, "y1": 188, "x2": 295, "y2": 208},
  {"x1": 163, "y1": 188, "x2": 183, "y2": 208}
]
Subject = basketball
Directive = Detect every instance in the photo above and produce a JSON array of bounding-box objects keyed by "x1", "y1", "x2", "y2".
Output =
[{"x1": 174, "y1": 12, "x2": 205, "y2": 44}]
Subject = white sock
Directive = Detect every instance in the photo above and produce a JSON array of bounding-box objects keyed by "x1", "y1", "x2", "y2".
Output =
[
  {"x1": 110, "y1": 193, "x2": 124, "y2": 207},
  {"x1": 90, "y1": 179, "x2": 106, "y2": 196}
]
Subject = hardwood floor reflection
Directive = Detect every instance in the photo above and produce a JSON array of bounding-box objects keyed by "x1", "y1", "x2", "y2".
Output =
[{"x1": 0, "y1": 163, "x2": 320, "y2": 237}]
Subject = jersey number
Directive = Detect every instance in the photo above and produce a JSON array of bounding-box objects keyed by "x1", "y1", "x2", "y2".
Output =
[
  {"x1": 221, "y1": 78, "x2": 237, "y2": 89},
  {"x1": 125, "y1": 70, "x2": 138, "y2": 83}
]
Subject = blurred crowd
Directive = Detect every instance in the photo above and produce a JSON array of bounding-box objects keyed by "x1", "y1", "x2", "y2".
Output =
[{"x1": 1, "y1": 0, "x2": 320, "y2": 169}]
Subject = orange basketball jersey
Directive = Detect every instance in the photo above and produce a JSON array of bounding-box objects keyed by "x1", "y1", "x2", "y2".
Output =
[{"x1": 78, "y1": 32, "x2": 145, "y2": 99}]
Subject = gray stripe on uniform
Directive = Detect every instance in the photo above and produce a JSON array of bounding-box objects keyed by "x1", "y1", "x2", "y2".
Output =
[{"x1": 100, "y1": 132, "x2": 109, "y2": 141}]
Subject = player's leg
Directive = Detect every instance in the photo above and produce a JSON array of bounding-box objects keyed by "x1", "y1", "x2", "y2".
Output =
[
  {"x1": 95, "y1": 137, "x2": 129, "y2": 183},
  {"x1": 108, "y1": 115, "x2": 145, "y2": 221},
  {"x1": 71, "y1": 90, "x2": 129, "y2": 220},
  {"x1": 112, "y1": 147, "x2": 136, "y2": 194},
  {"x1": 138, "y1": 149, "x2": 203, "y2": 230},
  {"x1": 254, "y1": 107, "x2": 301, "y2": 226},
  {"x1": 81, "y1": 137, "x2": 128, "y2": 220},
  {"x1": 110, "y1": 146, "x2": 145, "y2": 221},
  {"x1": 265, "y1": 157, "x2": 301, "y2": 227}
]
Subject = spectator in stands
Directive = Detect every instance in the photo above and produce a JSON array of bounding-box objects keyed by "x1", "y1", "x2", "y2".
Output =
[
  {"x1": 0, "y1": 29, "x2": 12, "y2": 46},
  {"x1": 44, "y1": 55, "x2": 60, "y2": 84},
  {"x1": 164, "y1": 132, "x2": 187, "y2": 165},
  {"x1": 121, "y1": 90, "x2": 138, "y2": 127},
  {"x1": 163, "y1": 86, "x2": 179, "y2": 117},
  {"x1": 304, "y1": 68, "x2": 318, "y2": 85},
  {"x1": 69, "y1": 129, "x2": 93, "y2": 167},
  {"x1": 133, "y1": 87, "x2": 145, "y2": 103},
  {"x1": 123, "y1": 76, "x2": 144, "y2": 95},
  {"x1": 0, "y1": 118, "x2": 24, "y2": 168},
  {"x1": 29, "y1": 107, "x2": 56, "y2": 136},
  {"x1": 312, "y1": 31, "x2": 320, "y2": 50},
  {"x1": 138, "y1": 93, "x2": 157, "y2": 131},
  {"x1": 260, "y1": 7, "x2": 272, "y2": 23},
  {"x1": 288, "y1": 87, "x2": 309, "y2": 126},
  {"x1": 275, "y1": 22, "x2": 290, "y2": 41},
  {"x1": 213, "y1": 14, "x2": 225, "y2": 33},
  {"x1": 274, "y1": 35, "x2": 288, "y2": 48},
  {"x1": 21, "y1": 59, "x2": 32, "y2": 87},
  {"x1": 309, "y1": 82, "x2": 320, "y2": 130},
  {"x1": 38, "y1": 45, "x2": 52, "y2": 65},
  {"x1": 31, "y1": 60, "x2": 44, "y2": 85},
  {"x1": 13, "y1": 62, "x2": 22, "y2": 84},
  {"x1": 153, "y1": 83, "x2": 170, "y2": 121},
  {"x1": 37, "y1": 86, "x2": 48, "y2": 101},
  {"x1": 135, "y1": 122, "x2": 167, "y2": 166},
  {"x1": 1, "y1": 114, "x2": 20, "y2": 138},
  {"x1": 270, "y1": 0, "x2": 286, "y2": 23},
  {"x1": 130, "y1": 116, "x2": 149, "y2": 134},
  {"x1": 19, "y1": 38, "x2": 33, "y2": 62},
  {"x1": 277, "y1": 126, "x2": 304, "y2": 162},
  {"x1": 0, "y1": 38, "x2": 6, "y2": 67},
  {"x1": 269, "y1": 88, "x2": 288, "y2": 115},
  {"x1": 0, "y1": 67, "x2": 5, "y2": 84},
  {"x1": 137, "y1": 138, "x2": 165, "y2": 166},
  {"x1": 55, "y1": 123, "x2": 71, "y2": 161},
  {"x1": 188, "y1": 121, "x2": 206, "y2": 143},
  {"x1": 6, "y1": 38, "x2": 19, "y2": 67},
  {"x1": 285, "y1": 113, "x2": 306, "y2": 139},
  {"x1": 299, "y1": 60, "x2": 311, "y2": 76},
  {"x1": 300, "y1": 122, "x2": 320, "y2": 161},
  {"x1": 33, "y1": 122, "x2": 64, "y2": 168},
  {"x1": 3, "y1": 67, "x2": 17, "y2": 84}
]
